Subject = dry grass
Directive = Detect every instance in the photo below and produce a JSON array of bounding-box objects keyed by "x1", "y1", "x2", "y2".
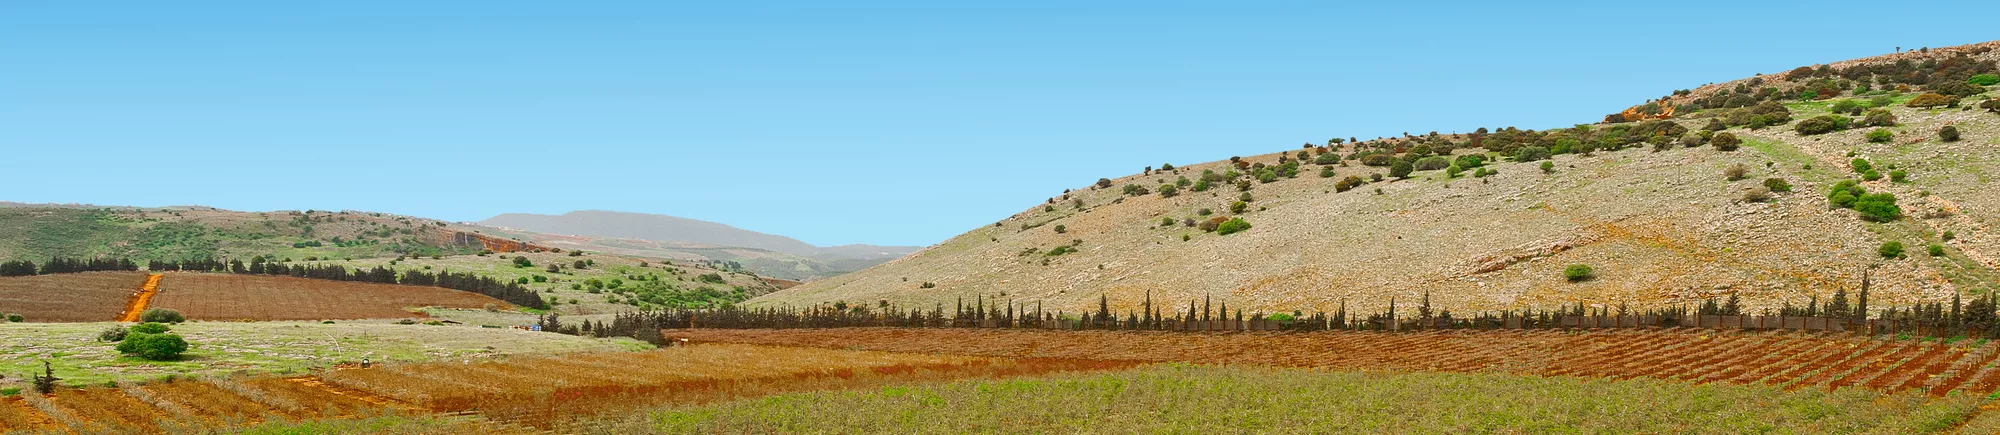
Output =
[
  {"x1": 151, "y1": 273, "x2": 508, "y2": 321},
  {"x1": 0, "y1": 272, "x2": 148, "y2": 322}
]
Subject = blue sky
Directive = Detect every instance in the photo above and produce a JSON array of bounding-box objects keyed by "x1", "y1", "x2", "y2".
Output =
[{"x1": 1, "y1": 2, "x2": 1990, "y2": 247}]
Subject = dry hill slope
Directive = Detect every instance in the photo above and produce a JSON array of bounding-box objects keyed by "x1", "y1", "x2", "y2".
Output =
[{"x1": 752, "y1": 41, "x2": 2000, "y2": 316}]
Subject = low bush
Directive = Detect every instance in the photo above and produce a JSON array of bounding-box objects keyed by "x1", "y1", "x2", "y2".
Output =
[
  {"x1": 1865, "y1": 129, "x2": 1893, "y2": 143},
  {"x1": 512, "y1": 256, "x2": 533, "y2": 268},
  {"x1": 1878, "y1": 241, "x2": 1904, "y2": 259},
  {"x1": 1122, "y1": 184, "x2": 1150, "y2": 196},
  {"x1": 1388, "y1": 160, "x2": 1413, "y2": 179},
  {"x1": 1215, "y1": 218, "x2": 1252, "y2": 236},
  {"x1": 138, "y1": 308, "x2": 184, "y2": 324},
  {"x1": 1335, "y1": 176, "x2": 1364, "y2": 192},
  {"x1": 1861, "y1": 170, "x2": 1882, "y2": 181},
  {"x1": 1229, "y1": 201, "x2": 1248, "y2": 214},
  {"x1": 1723, "y1": 163, "x2": 1748, "y2": 180},
  {"x1": 1158, "y1": 184, "x2": 1179, "y2": 198},
  {"x1": 1319, "y1": 166, "x2": 1336, "y2": 178},
  {"x1": 1972, "y1": 74, "x2": 2000, "y2": 86},
  {"x1": 1413, "y1": 156, "x2": 1451, "y2": 171},
  {"x1": 1906, "y1": 93, "x2": 1952, "y2": 109},
  {"x1": 1513, "y1": 146, "x2": 1552, "y2": 162},
  {"x1": 1828, "y1": 180, "x2": 1865, "y2": 209},
  {"x1": 1198, "y1": 217, "x2": 1227, "y2": 232},
  {"x1": 1850, "y1": 158, "x2": 1873, "y2": 174},
  {"x1": 1763, "y1": 178, "x2": 1792, "y2": 192},
  {"x1": 1563, "y1": 264, "x2": 1594, "y2": 282},
  {"x1": 1540, "y1": 161, "x2": 1555, "y2": 174},
  {"x1": 1889, "y1": 169, "x2": 1907, "y2": 183},
  {"x1": 116, "y1": 333, "x2": 189, "y2": 361},
  {"x1": 1740, "y1": 186, "x2": 1773, "y2": 203},
  {"x1": 1711, "y1": 133, "x2": 1741, "y2": 151},
  {"x1": 1794, "y1": 115, "x2": 1851, "y2": 135},
  {"x1": 1854, "y1": 193, "x2": 1902, "y2": 222},
  {"x1": 1929, "y1": 244, "x2": 1947, "y2": 257},
  {"x1": 130, "y1": 322, "x2": 170, "y2": 334},
  {"x1": 1860, "y1": 109, "x2": 1896, "y2": 127},
  {"x1": 1939, "y1": 125, "x2": 1960, "y2": 142},
  {"x1": 98, "y1": 325, "x2": 129, "y2": 342}
]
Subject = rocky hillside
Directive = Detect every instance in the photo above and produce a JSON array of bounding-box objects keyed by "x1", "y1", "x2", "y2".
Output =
[{"x1": 750, "y1": 41, "x2": 2000, "y2": 316}]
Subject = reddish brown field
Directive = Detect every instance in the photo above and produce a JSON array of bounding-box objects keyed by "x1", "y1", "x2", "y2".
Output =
[
  {"x1": 0, "y1": 344, "x2": 1133, "y2": 433},
  {"x1": 150, "y1": 273, "x2": 508, "y2": 320},
  {"x1": 0, "y1": 271, "x2": 148, "y2": 322},
  {"x1": 665, "y1": 327, "x2": 2000, "y2": 397}
]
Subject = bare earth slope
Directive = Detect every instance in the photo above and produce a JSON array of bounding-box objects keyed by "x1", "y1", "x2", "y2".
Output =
[{"x1": 752, "y1": 42, "x2": 2000, "y2": 316}]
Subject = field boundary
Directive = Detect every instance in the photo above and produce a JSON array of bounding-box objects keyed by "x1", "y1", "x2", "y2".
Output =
[{"x1": 115, "y1": 273, "x2": 162, "y2": 322}]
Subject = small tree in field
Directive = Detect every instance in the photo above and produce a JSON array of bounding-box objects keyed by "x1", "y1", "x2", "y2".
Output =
[{"x1": 1563, "y1": 264, "x2": 1594, "y2": 282}]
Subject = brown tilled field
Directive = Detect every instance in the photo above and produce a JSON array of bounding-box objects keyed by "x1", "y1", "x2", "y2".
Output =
[
  {"x1": 0, "y1": 272, "x2": 147, "y2": 322},
  {"x1": 0, "y1": 344, "x2": 1134, "y2": 433},
  {"x1": 666, "y1": 327, "x2": 2000, "y2": 397},
  {"x1": 150, "y1": 273, "x2": 509, "y2": 321}
]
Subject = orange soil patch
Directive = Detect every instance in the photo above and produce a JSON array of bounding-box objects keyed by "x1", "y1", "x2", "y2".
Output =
[
  {"x1": 150, "y1": 273, "x2": 508, "y2": 320},
  {"x1": 0, "y1": 272, "x2": 149, "y2": 322},
  {"x1": 116, "y1": 273, "x2": 163, "y2": 322},
  {"x1": 0, "y1": 397, "x2": 54, "y2": 433},
  {"x1": 667, "y1": 327, "x2": 2000, "y2": 397}
]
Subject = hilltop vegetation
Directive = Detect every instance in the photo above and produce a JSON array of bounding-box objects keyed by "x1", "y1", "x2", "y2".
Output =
[{"x1": 754, "y1": 41, "x2": 2000, "y2": 316}]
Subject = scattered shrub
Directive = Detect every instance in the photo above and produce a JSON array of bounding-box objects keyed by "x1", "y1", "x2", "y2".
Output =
[
  {"x1": 1198, "y1": 217, "x2": 1227, "y2": 232},
  {"x1": 98, "y1": 325, "x2": 129, "y2": 342},
  {"x1": 1711, "y1": 133, "x2": 1741, "y2": 151},
  {"x1": 1972, "y1": 74, "x2": 2000, "y2": 86},
  {"x1": 1121, "y1": 184, "x2": 1150, "y2": 196},
  {"x1": 1740, "y1": 186, "x2": 1773, "y2": 203},
  {"x1": 131, "y1": 322, "x2": 170, "y2": 334},
  {"x1": 1889, "y1": 169, "x2": 1907, "y2": 183},
  {"x1": 1563, "y1": 264, "x2": 1594, "y2": 282},
  {"x1": 1861, "y1": 170, "x2": 1882, "y2": 181},
  {"x1": 117, "y1": 333, "x2": 189, "y2": 361},
  {"x1": 1158, "y1": 184, "x2": 1178, "y2": 198},
  {"x1": 1513, "y1": 146, "x2": 1551, "y2": 162},
  {"x1": 1828, "y1": 180, "x2": 1865, "y2": 209},
  {"x1": 1096, "y1": 178, "x2": 1113, "y2": 188},
  {"x1": 1335, "y1": 176, "x2": 1364, "y2": 192},
  {"x1": 1906, "y1": 93, "x2": 1952, "y2": 109},
  {"x1": 1939, "y1": 125, "x2": 1960, "y2": 142},
  {"x1": 3, "y1": 314, "x2": 19, "y2": 323},
  {"x1": 1229, "y1": 201, "x2": 1248, "y2": 214},
  {"x1": 1540, "y1": 161, "x2": 1555, "y2": 174},
  {"x1": 138, "y1": 308, "x2": 184, "y2": 324},
  {"x1": 1929, "y1": 244, "x2": 1947, "y2": 257},
  {"x1": 1865, "y1": 129, "x2": 1893, "y2": 143},
  {"x1": 1850, "y1": 158, "x2": 1873, "y2": 174},
  {"x1": 1854, "y1": 193, "x2": 1903, "y2": 222},
  {"x1": 1794, "y1": 115, "x2": 1851, "y2": 135},
  {"x1": 511, "y1": 256, "x2": 533, "y2": 268},
  {"x1": 1413, "y1": 156, "x2": 1451, "y2": 171},
  {"x1": 1053, "y1": 225, "x2": 1066, "y2": 234},
  {"x1": 1388, "y1": 160, "x2": 1413, "y2": 179},
  {"x1": 1878, "y1": 241, "x2": 1904, "y2": 259},
  {"x1": 1723, "y1": 164, "x2": 1748, "y2": 181},
  {"x1": 1319, "y1": 166, "x2": 1336, "y2": 178},
  {"x1": 1215, "y1": 218, "x2": 1252, "y2": 236},
  {"x1": 1761, "y1": 178, "x2": 1791, "y2": 192}
]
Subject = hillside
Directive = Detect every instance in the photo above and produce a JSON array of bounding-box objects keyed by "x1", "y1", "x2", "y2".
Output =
[
  {"x1": 477, "y1": 210, "x2": 920, "y2": 280},
  {"x1": 752, "y1": 41, "x2": 2000, "y2": 316}
]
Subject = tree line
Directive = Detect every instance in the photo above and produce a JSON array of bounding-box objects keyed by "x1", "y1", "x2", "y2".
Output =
[{"x1": 3, "y1": 256, "x2": 548, "y2": 310}]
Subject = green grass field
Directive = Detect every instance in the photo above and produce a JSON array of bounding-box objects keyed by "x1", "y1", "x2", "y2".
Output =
[
  {"x1": 0, "y1": 320, "x2": 650, "y2": 387},
  {"x1": 568, "y1": 364, "x2": 1980, "y2": 434}
]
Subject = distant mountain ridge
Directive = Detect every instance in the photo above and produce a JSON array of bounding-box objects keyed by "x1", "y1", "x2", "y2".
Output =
[{"x1": 477, "y1": 210, "x2": 921, "y2": 279}]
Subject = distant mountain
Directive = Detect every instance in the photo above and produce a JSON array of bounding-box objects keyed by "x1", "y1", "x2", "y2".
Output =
[{"x1": 477, "y1": 210, "x2": 921, "y2": 280}]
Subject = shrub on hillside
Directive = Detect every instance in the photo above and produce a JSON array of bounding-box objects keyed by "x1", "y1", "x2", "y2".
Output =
[
  {"x1": 1889, "y1": 169, "x2": 1907, "y2": 183},
  {"x1": 1723, "y1": 163, "x2": 1748, "y2": 181},
  {"x1": 1319, "y1": 166, "x2": 1336, "y2": 178},
  {"x1": 1794, "y1": 115, "x2": 1851, "y2": 135},
  {"x1": 1053, "y1": 225, "x2": 1066, "y2": 234},
  {"x1": 1850, "y1": 158, "x2": 1872, "y2": 174},
  {"x1": 116, "y1": 332, "x2": 188, "y2": 361},
  {"x1": 130, "y1": 322, "x2": 170, "y2": 334},
  {"x1": 1854, "y1": 193, "x2": 1903, "y2": 222},
  {"x1": 1413, "y1": 156, "x2": 1451, "y2": 171},
  {"x1": 1314, "y1": 153, "x2": 1340, "y2": 165},
  {"x1": 1763, "y1": 178, "x2": 1792, "y2": 192},
  {"x1": 1929, "y1": 244, "x2": 1947, "y2": 257},
  {"x1": 1740, "y1": 186, "x2": 1773, "y2": 203},
  {"x1": 1860, "y1": 109, "x2": 1896, "y2": 127},
  {"x1": 1335, "y1": 176, "x2": 1364, "y2": 192},
  {"x1": 1939, "y1": 125, "x2": 1961, "y2": 142},
  {"x1": 97, "y1": 325, "x2": 129, "y2": 342},
  {"x1": 1861, "y1": 170, "x2": 1882, "y2": 181},
  {"x1": 138, "y1": 308, "x2": 184, "y2": 324},
  {"x1": 1972, "y1": 74, "x2": 2000, "y2": 86},
  {"x1": 1828, "y1": 180, "x2": 1865, "y2": 209},
  {"x1": 1907, "y1": 93, "x2": 1953, "y2": 109},
  {"x1": 511, "y1": 256, "x2": 533, "y2": 268},
  {"x1": 1215, "y1": 218, "x2": 1252, "y2": 236},
  {"x1": 1198, "y1": 217, "x2": 1228, "y2": 232},
  {"x1": 1229, "y1": 201, "x2": 1248, "y2": 214},
  {"x1": 1878, "y1": 241, "x2": 1904, "y2": 259},
  {"x1": 1158, "y1": 184, "x2": 1179, "y2": 198},
  {"x1": 1830, "y1": 99, "x2": 1864, "y2": 115},
  {"x1": 1711, "y1": 133, "x2": 1742, "y2": 151},
  {"x1": 1096, "y1": 178, "x2": 1113, "y2": 189},
  {"x1": 1865, "y1": 129, "x2": 1893, "y2": 143},
  {"x1": 1983, "y1": 99, "x2": 2000, "y2": 113},
  {"x1": 1121, "y1": 184, "x2": 1150, "y2": 196},
  {"x1": 1389, "y1": 160, "x2": 1413, "y2": 179},
  {"x1": 1563, "y1": 264, "x2": 1594, "y2": 282},
  {"x1": 1513, "y1": 146, "x2": 1552, "y2": 162},
  {"x1": 1540, "y1": 161, "x2": 1555, "y2": 174}
]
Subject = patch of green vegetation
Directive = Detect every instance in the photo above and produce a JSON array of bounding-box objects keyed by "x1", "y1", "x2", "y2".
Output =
[{"x1": 600, "y1": 364, "x2": 1981, "y2": 434}]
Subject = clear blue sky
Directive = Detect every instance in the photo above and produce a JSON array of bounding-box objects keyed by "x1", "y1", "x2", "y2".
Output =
[{"x1": 1, "y1": 2, "x2": 1989, "y2": 247}]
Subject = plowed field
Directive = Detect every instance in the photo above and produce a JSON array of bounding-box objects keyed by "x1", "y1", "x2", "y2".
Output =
[{"x1": 151, "y1": 273, "x2": 508, "y2": 320}]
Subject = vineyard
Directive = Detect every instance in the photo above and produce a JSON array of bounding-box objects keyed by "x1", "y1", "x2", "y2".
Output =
[
  {"x1": 150, "y1": 273, "x2": 509, "y2": 321},
  {"x1": 667, "y1": 327, "x2": 2000, "y2": 397},
  {"x1": 0, "y1": 344, "x2": 1136, "y2": 433},
  {"x1": 0, "y1": 272, "x2": 147, "y2": 322}
]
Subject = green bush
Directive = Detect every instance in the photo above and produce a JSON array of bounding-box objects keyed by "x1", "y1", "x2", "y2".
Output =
[
  {"x1": 1319, "y1": 166, "x2": 1336, "y2": 178},
  {"x1": 1563, "y1": 264, "x2": 1594, "y2": 282},
  {"x1": 1861, "y1": 170, "x2": 1882, "y2": 181},
  {"x1": 1889, "y1": 169, "x2": 1907, "y2": 183},
  {"x1": 1335, "y1": 176, "x2": 1364, "y2": 192},
  {"x1": 1854, "y1": 193, "x2": 1902, "y2": 222},
  {"x1": 1215, "y1": 218, "x2": 1252, "y2": 236},
  {"x1": 1711, "y1": 133, "x2": 1741, "y2": 151},
  {"x1": 1454, "y1": 154, "x2": 1486, "y2": 169},
  {"x1": 512, "y1": 256, "x2": 533, "y2": 268},
  {"x1": 1513, "y1": 146, "x2": 1552, "y2": 162},
  {"x1": 1928, "y1": 244, "x2": 1946, "y2": 257},
  {"x1": 1794, "y1": 115, "x2": 1851, "y2": 135},
  {"x1": 1314, "y1": 153, "x2": 1340, "y2": 165},
  {"x1": 1939, "y1": 125, "x2": 1960, "y2": 142},
  {"x1": 4, "y1": 314, "x2": 19, "y2": 323},
  {"x1": 1229, "y1": 201, "x2": 1248, "y2": 214},
  {"x1": 1445, "y1": 164, "x2": 1464, "y2": 178},
  {"x1": 1860, "y1": 109, "x2": 1896, "y2": 127},
  {"x1": 1972, "y1": 74, "x2": 2000, "y2": 86},
  {"x1": 1413, "y1": 156, "x2": 1451, "y2": 171},
  {"x1": 1827, "y1": 180, "x2": 1865, "y2": 209},
  {"x1": 1865, "y1": 129, "x2": 1893, "y2": 143},
  {"x1": 130, "y1": 322, "x2": 170, "y2": 334},
  {"x1": 1388, "y1": 160, "x2": 1413, "y2": 179},
  {"x1": 1878, "y1": 241, "x2": 1904, "y2": 259},
  {"x1": 1540, "y1": 161, "x2": 1555, "y2": 174},
  {"x1": 1763, "y1": 178, "x2": 1792, "y2": 192},
  {"x1": 1830, "y1": 99, "x2": 1864, "y2": 115},
  {"x1": 1122, "y1": 184, "x2": 1150, "y2": 196},
  {"x1": 1158, "y1": 184, "x2": 1178, "y2": 198},
  {"x1": 1053, "y1": 225, "x2": 1066, "y2": 234},
  {"x1": 98, "y1": 325, "x2": 129, "y2": 342},
  {"x1": 138, "y1": 308, "x2": 184, "y2": 324},
  {"x1": 1850, "y1": 158, "x2": 1872, "y2": 174},
  {"x1": 116, "y1": 333, "x2": 189, "y2": 361}
]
